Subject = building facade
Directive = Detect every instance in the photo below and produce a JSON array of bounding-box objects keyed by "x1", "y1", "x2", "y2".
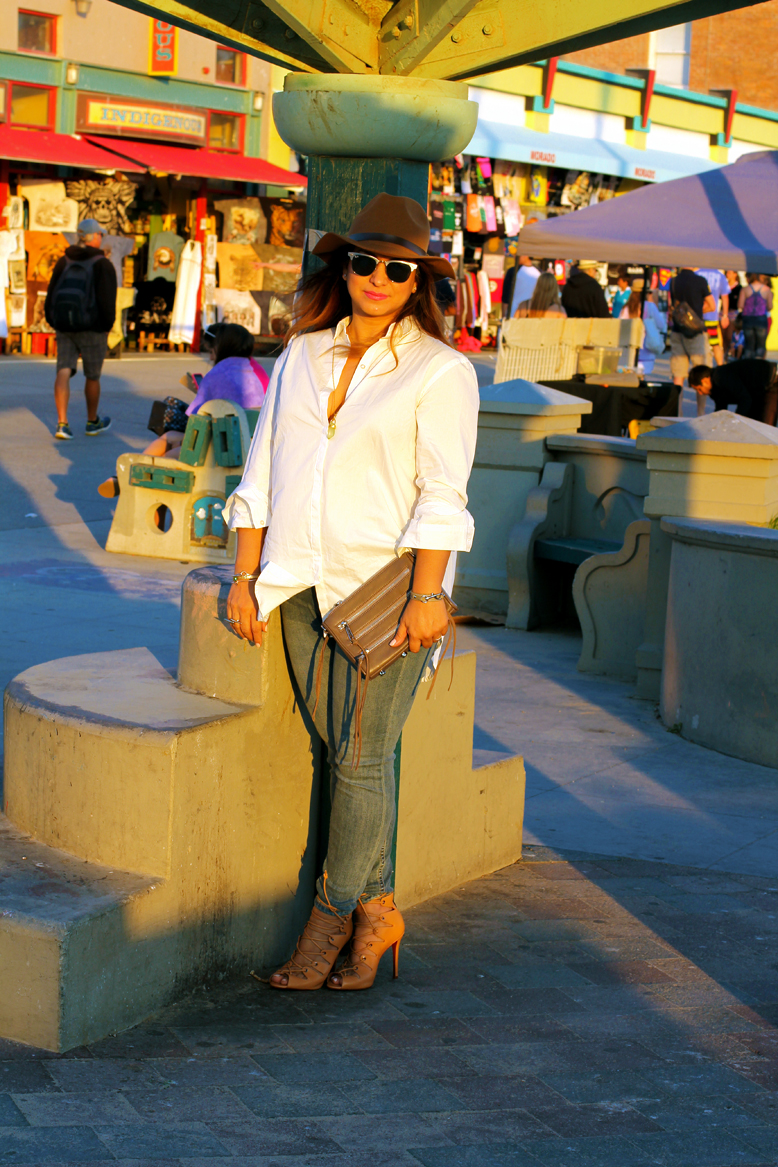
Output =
[
  {"x1": 0, "y1": 0, "x2": 298, "y2": 169},
  {"x1": 564, "y1": 0, "x2": 778, "y2": 112},
  {"x1": 0, "y1": 1, "x2": 305, "y2": 353}
]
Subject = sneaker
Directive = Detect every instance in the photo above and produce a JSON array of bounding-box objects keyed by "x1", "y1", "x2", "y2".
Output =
[
  {"x1": 85, "y1": 416, "x2": 112, "y2": 436},
  {"x1": 55, "y1": 422, "x2": 73, "y2": 440}
]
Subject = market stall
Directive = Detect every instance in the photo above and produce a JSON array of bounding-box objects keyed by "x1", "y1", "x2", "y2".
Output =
[{"x1": 0, "y1": 119, "x2": 306, "y2": 356}]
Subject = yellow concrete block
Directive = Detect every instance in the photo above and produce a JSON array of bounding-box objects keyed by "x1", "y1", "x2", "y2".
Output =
[
  {"x1": 2, "y1": 566, "x2": 524, "y2": 1050},
  {"x1": 396, "y1": 652, "x2": 525, "y2": 906}
]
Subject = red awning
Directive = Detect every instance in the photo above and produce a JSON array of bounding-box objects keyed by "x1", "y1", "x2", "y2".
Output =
[
  {"x1": 85, "y1": 136, "x2": 306, "y2": 188},
  {"x1": 0, "y1": 125, "x2": 121, "y2": 169}
]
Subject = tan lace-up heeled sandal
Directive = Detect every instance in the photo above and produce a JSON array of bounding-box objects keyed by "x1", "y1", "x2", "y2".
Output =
[
  {"x1": 327, "y1": 893, "x2": 405, "y2": 990},
  {"x1": 269, "y1": 901, "x2": 353, "y2": 990}
]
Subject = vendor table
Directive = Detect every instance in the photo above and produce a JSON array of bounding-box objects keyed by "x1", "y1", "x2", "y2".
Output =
[{"x1": 539, "y1": 378, "x2": 679, "y2": 437}]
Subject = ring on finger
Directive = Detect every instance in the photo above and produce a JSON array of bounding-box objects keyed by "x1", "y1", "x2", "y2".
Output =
[{"x1": 226, "y1": 617, "x2": 240, "y2": 625}]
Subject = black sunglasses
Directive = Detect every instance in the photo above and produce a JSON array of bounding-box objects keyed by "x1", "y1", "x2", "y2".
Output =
[{"x1": 348, "y1": 251, "x2": 418, "y2": 284}]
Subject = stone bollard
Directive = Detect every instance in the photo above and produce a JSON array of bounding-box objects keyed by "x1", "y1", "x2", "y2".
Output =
[
  {"x1": 661, "y1": 517, "x2": 778, "y2": 768},
  {"x1": 635, "y1": 412, "x2": 778, "y2": 700},
  {"x1": 1, "y1": 567, "x2": 524, "y2": 1051},
  {"x1": 454, "y1": 379, "x2": 591, "y2": 620}
]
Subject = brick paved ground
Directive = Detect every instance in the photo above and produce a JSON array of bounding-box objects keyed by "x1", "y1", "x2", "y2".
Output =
[{"x1": 1, "y1": 846, "x2": 777, "y2": 1167}]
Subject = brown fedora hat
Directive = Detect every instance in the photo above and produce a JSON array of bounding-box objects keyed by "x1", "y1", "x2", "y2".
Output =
[{"x1": 312, "y1": 193, "x2": 455, "y2": 280}]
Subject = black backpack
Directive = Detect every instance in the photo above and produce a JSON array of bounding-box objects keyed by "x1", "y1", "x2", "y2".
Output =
[
  {"x1": 670, "y1": 277, "x2": 705, "y2": 338},
  {"x1": 48, "y1": 255, "x2": 101, "y2": 332}
]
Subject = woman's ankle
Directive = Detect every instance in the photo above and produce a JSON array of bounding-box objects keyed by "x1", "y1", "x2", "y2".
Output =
[{"x1": 314, "y1": 894, "x2": 352, "y2": 920}]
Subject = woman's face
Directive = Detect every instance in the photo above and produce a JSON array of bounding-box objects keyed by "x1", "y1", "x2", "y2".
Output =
[{"x1": 345, "y1": 251, "x2": 418, "y2": 324}]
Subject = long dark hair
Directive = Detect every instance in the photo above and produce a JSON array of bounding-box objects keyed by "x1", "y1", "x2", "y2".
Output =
[
  {"x1": 286, "y1": 248, "x2": 449, "y2": 350},
  {"x1": 213, "y1": 323, "x2": 254, "y2": 363},
  {"x1": 528, "y1": 271, "x2": 562, "y2": 315}
]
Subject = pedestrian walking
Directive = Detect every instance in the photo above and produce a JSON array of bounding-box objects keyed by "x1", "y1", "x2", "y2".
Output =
[
  {"x1": 509, "y1": 255, "x2": 541, "y2": 318},
  {"x1": 739, "y1": 273, "x2": 773, "y2": 360},
  {"x1": 619, "y1": 281, "x2": 665, "y2": 376},
  {"x1": 561, "y1": 261, "x2": 610, "y2": 318},
  {"x1": 224, "y1": 194, "x2": 478, "y2": 991},
  {"x1": 695, "y1": 267, "x2": 729, "y2": 367},
  {"x1": 610, "y1": 266, "x2": 631, "y2": 317},
  {"x1": 45, "y1": 218, "x2": 117, "y2": 440},
  {"x1": 721, "y1": 271, "x2": 742, "y2": 358},
  {"x1": 668, "y1": 266, "x2": 715, "y2": 416}
]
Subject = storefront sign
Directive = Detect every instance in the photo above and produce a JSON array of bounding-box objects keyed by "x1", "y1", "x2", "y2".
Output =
[
  {"x1": 76, "y1": 93, "x2": 207, "y2": 145},
  {"x1": 149, "y1": 19, "x2": 178, "y2": 76},
  {"x1": 530, "y1": 149, "x2": 556, "y2": 164},
  {"x1": 633, "y1": 165, "x2": 657, "y2": 181}
]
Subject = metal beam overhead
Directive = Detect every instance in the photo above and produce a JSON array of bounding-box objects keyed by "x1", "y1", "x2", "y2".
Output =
[{"x1": 111, "y1": 0, "x2": 771, "y2": 78}]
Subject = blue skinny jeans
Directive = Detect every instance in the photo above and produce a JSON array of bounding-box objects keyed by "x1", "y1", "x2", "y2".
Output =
[{"x1": 281, "y1": 587, "x2": 431, "y2": 917}]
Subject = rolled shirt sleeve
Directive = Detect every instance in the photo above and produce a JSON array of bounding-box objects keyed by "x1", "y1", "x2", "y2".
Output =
[
  {"x1": 224, "y1": 349, "x2": 287, "y2": 530},
  {"x1": 399, "y1": 355, "x2": 479, "y2": 553}
]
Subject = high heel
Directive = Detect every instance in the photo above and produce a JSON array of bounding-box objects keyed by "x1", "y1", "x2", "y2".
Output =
[
  {"x1": 327, "y1": 892, "x2": 405, "y2": 991},
  {"x1": 269, "y1": 901, "x2": 352, "y2": 990}
]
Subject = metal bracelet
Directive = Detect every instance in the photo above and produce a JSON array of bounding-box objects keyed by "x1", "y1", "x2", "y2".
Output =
[
  {"x1": 409, "y1": 590, "x2": 445, "y2": 603},
  {"x1": 233, "y1": 571, "x2": 259, "y2": 584}
]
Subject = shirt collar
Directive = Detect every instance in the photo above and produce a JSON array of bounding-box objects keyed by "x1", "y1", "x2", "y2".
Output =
[{"x1": 332, "y1": 315, "x2": 420, "y2": 348}]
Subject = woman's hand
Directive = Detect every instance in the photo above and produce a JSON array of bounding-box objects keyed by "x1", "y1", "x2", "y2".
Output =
[
  {"x1": 226, "y1": 581, "x2": 267, "y2": 646},
  {"x1": 391, "y1": 598, "x2": 448, "y2": 654}
]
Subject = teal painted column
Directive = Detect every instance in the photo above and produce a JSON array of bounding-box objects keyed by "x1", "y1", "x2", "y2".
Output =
[
  {"x1": 303, "y1": 156, "x2": 431, "y2": 276},
  {"x1": 273, "y1": 74, "x2": 478, "y2": 278}
]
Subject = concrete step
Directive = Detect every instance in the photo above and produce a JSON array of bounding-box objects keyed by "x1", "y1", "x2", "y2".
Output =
[
  {"x1": 2, "y1": 567, "x2": 525, "y2": 1052},
  {"x1": 0, "y1": 814, "x2": 158, "y2": 1051}
]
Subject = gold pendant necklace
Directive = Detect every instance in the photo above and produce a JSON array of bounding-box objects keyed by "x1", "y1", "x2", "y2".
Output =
[{"x1": 327, "y1": 416, "x2": 337, "y2": 440}]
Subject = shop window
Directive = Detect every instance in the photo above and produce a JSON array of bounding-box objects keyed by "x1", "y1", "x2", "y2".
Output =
[
  {"x1": 10, "y1": 82, "x2": 54, "y2": 128},
  {"x1": 18, "y1": 10, "x2": 56, "y2": 55},
  {"x1": 216, "y1": 48, "x2": 244, "y2": 85},
  {"x1": 208, "y1": 112, "x2": 242, "y2": 152}
]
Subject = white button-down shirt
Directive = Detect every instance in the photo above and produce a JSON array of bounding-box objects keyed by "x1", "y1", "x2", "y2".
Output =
[{"x1": 224, "y1": 316, "x2": 479, "y2": 621}]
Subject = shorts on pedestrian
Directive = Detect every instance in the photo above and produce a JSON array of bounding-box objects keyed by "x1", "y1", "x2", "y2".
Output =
[
  {"x1": 56, "y1": 331, "x2": 108, "y2": 380},
  {"x1": 669, "y1": 329, "x2": 707, "y2": 379},
  {"x1": 705, "y1": 321, "x2": 722, "y2": 348}
]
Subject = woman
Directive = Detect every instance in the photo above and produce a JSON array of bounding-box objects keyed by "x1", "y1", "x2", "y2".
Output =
[
  {"x1": 721, "y1": 271, "x2": 741, "y2": 358},
  {"x1": 98, "y1": 323, "x2": 268, "y2": 498},
  {"x1": 619, "y1": 280, "x2": 664, "y2": 375},
  {"x1": 224, "y1": 194, "x2": 478, "y2": 991},
  {"x1": 515, "y1": 271, "x2": 567, "y2": 318},
  {"x1": 185, "y1": 322, "x2": 269, "y2": 423},
  {"x1": 739, "y1": 273, "x2": 773, "y2": 361}
]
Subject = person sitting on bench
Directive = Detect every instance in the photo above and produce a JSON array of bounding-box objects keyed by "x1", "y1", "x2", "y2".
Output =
[
  {"x1": 98, "y1": 324, "x2": 269, "y2": 498},
  {"x1": 688, "y1": 360, "x2": 778, "y2": 426}
]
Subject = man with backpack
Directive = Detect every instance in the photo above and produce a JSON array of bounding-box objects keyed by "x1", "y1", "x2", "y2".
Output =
[
  {"x1": 45, "y1": 218, "x2": 117, "y2": 440},
  {"x1": 668, "y1": 267, "x2": 716, "y2": 416}
]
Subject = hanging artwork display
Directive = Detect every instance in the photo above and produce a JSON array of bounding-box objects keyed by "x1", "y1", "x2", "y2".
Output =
[
  {"x1": 29, "y1": 290, "x2": 54, "y2": 332},
  {"x1": 25, "y1": 233, "x2": 68, "y2": 283},
  {"x1": 8, "y1": 294, "x2": 27, "y2": 328},
  {"x1": 251, "y1": 243, "x2": 302, "y2": 294},
  {"x1": 560, "y1": 171, "x2": 595, "y2": 209},
  {"x1": 204, "y1": 233, "x2": 218, "y2": 273},
  {"x1": 8, "y1": 260, "x2": 26, "y2": 293},
  {"x1": 3, "y1": 197, "x2": 24, "y2": 231},
  {"x1": 214, "y1": 199, "x2": 267, "y2": 245},
  {"x1": 212, "y1": 288, "x2": 261, "y2": 333},
  {"x1": 100, "y1": 235, "x2": 136, "y2": 284},
  {"x1": 216, "y1": 243, "x2": 264, "y2": 291},
  {"x1": 261, "y1": 199, "x2": 306, "y2": 248},
  {"x1": 18, "y1": 180, "x2": 79, "y2": 233},
  {"x1": 146, "y1": 231, "x2": 184, "y2": 281},
  {"x1": 65, "y1": 177, "x2": 137, "y2": 235}
]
